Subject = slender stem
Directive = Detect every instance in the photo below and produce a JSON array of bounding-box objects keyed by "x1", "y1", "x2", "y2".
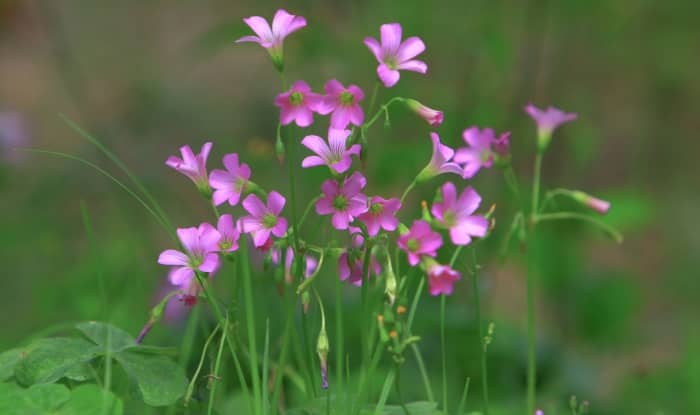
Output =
[
  {"x1": 504, "y1": 165, "x2": 523, "y2": 210},
  {"x1": 406, "y1": 277, "x2": 435, "y2": 402},
  {"x1": 185, "y1": 324, "x2": 221, "y2": 405},
  {"x1": 299, "y1": 195, "x2": 322, "y2": 229},
  {"x1": 457, "y1": 378, "x2": 471, "y2": 415},
  {"x1": 531, "y1": 152, "x2": 543, "y2": 218},
  {"x1": 335, "y1": 259, "x2": 345, "y2": 399},
  {"x1": 373, "y1": 368, "x2": 397, "y2": 415},
  {"x1": 283, "y1": 127, "x2": 301, "y2": 255},
  {"x1": 440, "y1": 294, "x2": 448, "y2": 414},
  {"x1": 367, "y1": 82, "x2": 381, "y2": 116},
  {"x1": 359, "y1": 242, "x2": 372, "y2": 374},
  {"x1": 526, "y1": 239, "x2": 536, "y2": 415},
  {"x1": 535, "y1": 212, "x2": 623, "y2": 243},
  {"x1": 207, "y1": 318, "x2": 228, "y2": 415},
  {"x1": 271, "y1": 285, "x2": 293, "y2": 414},
  {"x1": 262, "y1": 319, "x2": 271, "y2": 415},
  {"x1": 239, "y1": 243, "x2": 262, "y2": 415},
  {"x1": 364, "y1": 97, "x2": 404, "y2": 130},
  {"x1": 470, "y1": 248, "x2": 489, "y2": 415},
  {"x1": 395, "y1": 365, "x2": 410, "y2": 415},
  {"x1": 400, "y1": 179, "x2": 418, "y2": 205}
]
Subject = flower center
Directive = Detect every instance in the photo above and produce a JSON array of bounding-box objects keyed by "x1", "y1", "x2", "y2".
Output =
[
  {"x1": 443, "y1": 210, "x2": 457, "y2": 227},
  {"x1": 406, "y1": 238, "x2": 420, "y2": 252},
  {"x1": 262, "y1": 213, "x2": 278, "y2": 228},
  {"x1": 480, "y1": 150, "x2": 491, "y2": 163},
  {"x1": 332, "y1": 195, "x2": 348, "y2": 211},
  {"x1": 384, "y1": 56, "x2": 398, "y2": 70},
  {"x1": 369, "y1": 202, "x2": 383, "y2": 215},
  {"x1": 289, "y1": 91, "x2": 304, "y2": 106},
  {"x1": 340, "y1": 91, "x2": 354, "y2": 106},
  {"x1": 220, "y1": 240, "x2": 232, "y2": 251}
]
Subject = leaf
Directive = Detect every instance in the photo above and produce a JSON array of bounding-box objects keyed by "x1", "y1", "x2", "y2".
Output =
[
  {"x1": 64, "y1": 362, "x2": 93, "y2": 382},
  {"x1": 114, "y1": 350, "x2": 187, "y2": 406},
  {"x1": 61, "y1": 384, "x2": 123, "y2": 415},
  {"x1": 0, "y1": 382, "x2": 34, "y2": 415},
  {"x1": 25, "y1": 383, "x2": 71, "y2": 412},
  {"x1": 75, "y1": 321, "x2": 136, "y2": 353},
  {"x1": 0, "y1": 349, "x2": 24, "y2": 381},
  {"x1": 381, "y1": 401, "x2": 443, "y2": 415},
  {"x1": 14, "y1": 338, "x2": 100, "y2": 386}
]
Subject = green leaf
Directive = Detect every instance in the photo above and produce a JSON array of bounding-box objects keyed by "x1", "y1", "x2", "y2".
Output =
[
  {"x1": 0, "y1": 349, "x2": 24, "y2": 381},
  {"x1": 64, "y1": 362, "x2": 93, "y2": 382},
  {"x1": 382, "y1": 401, "x2": 443, "y2": 415},
  {"x1": 75, "y1": 321, "x2": 136, "y2": 352},
  {"x1": 114, "y1": 350, "x2": 187, "y2": 406},
  {"x1": 25, "y1": 383, "x2": 71, "y2": 412},
  {"x1": 61, "y1": 384, "x2": 123, "y2": 415},
  {"x1": 14, "y1": 338, "x2": 100, "y2": 386},
  {"x1": 0, "y1": 382, "x2": 34, "y2": 415}
]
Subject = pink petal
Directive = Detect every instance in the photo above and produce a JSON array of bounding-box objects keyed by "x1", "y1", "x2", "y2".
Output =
[
  {"x1": 302, "y1": 155, "x2": 327, "y2": 168},
  {"x1": 397, "y1": 59, "x2": 427, "y2": 74},
  {"x1": 199, "y1": 253, "x2": 220, "y2": 273},
  {"x1": 397, "y1": 36, "x2": 425, "y2": 62},
  {"x1": 272, "y1": 217, "x2": 288, "y2": 237},
  {"x1": 449, "y1": 227, "x2": 473, "y2": 246},
  {"x1": 377, "y1": 64, "x2": 400, "y2": 88},
  {"x1": 343, "y1": 172, "x2": 367, "y2": 196},
  {"x1": 324, "y1": 79, "x2": 345, "y2": 96},
  {"x1": 315, "y1": 196, "x2": 334, "y2": 215},
  {"x1": 456, "y1": 186, "x2": 482, "y2": 215},
  {"x1": 240, "y1": 217, "x2": 263, "y2": 233},
  {"x1": 252, "y1": 229, "x2": 272, "y2": 247},
  {"x1": 320, "y1": 179, "x2": 339, "y2": 196},
  {"x1": 267, "y1": 191, "x2": 286, "y2": 215},
  {"x1": 158, "y1": 249, "x2": 189, "y2": 266},
  {"x1": 211, "y1": 190, "x2": 230, "y2": 207},
  {"x1": 272, "y1": 9, "x2": 305, "y2": 37},
  {"x1": 380, "y1": 23, "x2": 402, "y2": 53},
  {"x1": 330, "y1": 108, "x2": 352, "y2": 129},
  {"x1": 332, "y1": 212, "x2": 351, "y2": 230},
  {"x1": 176, "y1": 227, "x2": 199, "y2": 252},
  {"x1": 457, "y1": 216, "x2": 489, "y2": 238},
  {"x1": 218, "y1": 214, "x2": 236, "y2": 237},
  {"x1": 441, "y1": 182, "x2": 458, "y2": 208},
  {"x1": 242, "y1": 16, "x2": 273, "y2": 42},
  {"x1": 235, "y1": 35, "x2": 263, "y2": 44},
  {"x1": 363, "y1": 37, "x2": 382, "y2": 61},
  {"x1": 169, "y1": 267, "x2": 194, "y2": 287},
  {"x1": 242, "y1": 194, "x2": 267, "y2": 218},
  {"x1": 302, "y1": 135, "x2": 331, "y2": 159},
  {"x1": 222, "y1": 153, "x2": 241, "y2": 174},
  {"x1": 209, "y1": 169, "x2": 233, "y2": 189}
]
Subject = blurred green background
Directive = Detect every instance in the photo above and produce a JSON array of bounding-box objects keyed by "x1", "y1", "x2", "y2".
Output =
[{"x1": 1, "y1": 0, "x2": 699, "y2": 413}]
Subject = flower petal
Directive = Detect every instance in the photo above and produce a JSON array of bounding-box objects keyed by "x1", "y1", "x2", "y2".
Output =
[
  {"x1": 267, "y1": 191, "x2": 286, "y2": 215},
  {"x1": 158, "y1": 249, "x2": 189, "y2": 266},
  {"x1": 380, "y1": 23, "x2": 402, "y2": 54},
  {"x1": 363, "y1": 37, "x2": 382, "y2": 61},
  {"x1": 377, "y1": 64, "x2": 400, "y2": 88},
  {"x1": 397, "y1": 36, "x2": 425, "y2": 62},
  {"x1": 242, "y1": 16, "x2": 273, "y2": 42},
  {"x1": 397, "y1": 59, "x2": 427, "y2": 74},
  {"x1": 242, "y1": 194, "x2": 267, "y2": 218}
]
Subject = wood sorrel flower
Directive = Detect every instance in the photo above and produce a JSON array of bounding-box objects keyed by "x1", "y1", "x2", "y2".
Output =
[
  {"x1": 397, "y1": 220, "x2": 443, "y2": 266},
  {"x1": 358, "y1": 196, "x2": 401, "y2": 237},
  {"x1": 209, "y1": 153, "x2": 251, "y2": 206},
  {"x1": 364, "y1": 23, "x2": 427, "y2": 88},
  {"x1": 271, "y1": 247, "x2": 318, "y2": 283},
  {"x1": 158, "y1": 223, "x2": 222, "y2": 293},
  {"x1": 404, "y1": 99, "x2": 443, "y2": 127},
  {"x1": 240, "y1": 191, "x2": 289, "y2": 247},
  {"x1": 216, "y1": 214, "x2": 240, "y2": 253},
  {"x1": 424, "y1": 259, "x2": 461, "y2": 296},
  {"x1": 416, "y1": 132, "x2": 464, "y2": 182},
  {"x1": 317, "y1": 79, "x2": 365, "y2": 129},
  {"x1": 525, "y1": 103, "x2": 577, "y2": 151},
  {"x1": 454, "y1": 127, "x2": 498, "y2": 179},
  {"x1": 338, "y1": 226, "x2": 380, "y2": 286},
  {"x1": 235, "y1": 9, "x2": 307, "y2": 72},
  {"x1": 316, "y1": 171, "x2": 369, "y2": 230},
  {"x1": 274, "y1": 80, "x2": 323, "y2": 127},
  {"x1": 431, "y1": 182, "x2": 489, "y2": 245},
  {"x1": 166, "y1": 142, "x2": 213, "y2": 194},
  {"x1": 301, "y1": 128, "x2": 361, "y2": 174}
]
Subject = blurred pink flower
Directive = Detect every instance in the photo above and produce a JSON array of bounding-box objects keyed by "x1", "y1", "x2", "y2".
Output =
[
  {"x1": 358, "y1": 196, "x2": 401, "y2": 237},
  {"x1": 364, "y1": 23, "x2": 427, "y2": 88},
  {"x1": 397, "y1": 220, "x2": 443, "y2": 266},
  {"x1": 525, "y1": 103, "x2": 577, "y2": 150},
  {"x1": 216, "y1": 214, "x2": 240, "y2": 252},
  {"x1": 432, "y1": 182, "x2": 489, "y2": 245},
  {"x1": 316, "y1": 172, "x2": 369, "y2": 230},
  {"x1": 427, "y1": 262, "x2": 461, "y2": 296},
  {"x1": 453, "y1": 127, "x2": 497, "y2": 178},
  {"x1": 0, "y1": 111, "x2": 29, "y2": 164},
  {"x1": 158, "y1": 223, "x2": 222, "y2": 294},
  {"x1": 317, "y1": 79, "x2": 365, "y2": 129},
  {"x1": 209, "y1": 153, "x2": 251, "y2": 206},
  {"x1": 272, "y1": 246, "x2": 318, "y2": 283},
  {"x1": 338, "y1": 227, "x2": 380, "y2": 286},
  {"x1": 240, "y1": 191, "x2": 289, "y2": 247},
  {"x1": 235, "y1": 9, "x2": 306, "y2": 70},
  {"x1": 301, "y1": 128, "x2": 361, "y2": 174},
  {"x1": 416, "y1": 132, "x2": 464, "y2": 182},
  {"x1": 274, "y1": 80, "x2": 323, "y2": 127},
  {"x1": 405, "y1": 99, "x2": 443, "y2": 127},
  {"x1": 166, "y1": 142, "x2": 213, "y2": 193}
]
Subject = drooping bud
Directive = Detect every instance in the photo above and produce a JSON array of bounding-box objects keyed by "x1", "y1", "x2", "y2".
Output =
[
  {"x1": 315, "y1": 293, "x2": 330, "y2": 389},
  {"x1": 275, "y1": 135, "x2": 286, "y2": 164},
  {"x1": 136, "y1": 290, "x2": 180, "y2": 344},
  {"x1": 384, "y1": 258, "x2": 398, "y2": 305},
  {"x1": 571, "y1": 190, "x2": 611, "y2": 215},
  {"x1": 404, "y1": 98, "x2": 444, "y2": 127}
]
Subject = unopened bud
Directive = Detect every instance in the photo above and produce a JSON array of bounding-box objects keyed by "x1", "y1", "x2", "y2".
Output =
[
  {"x1": 275, "y1": 135, "x2": 285, "y2": 164},
  {"x1": 571, "y1": 190, "x2": 611, "y2": 215},
  {"x1": 404, "y1": 98, "x2": 444, "y2": 127}
]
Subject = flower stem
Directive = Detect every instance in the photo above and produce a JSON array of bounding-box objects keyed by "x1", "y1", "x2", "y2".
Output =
[
  {"x1": 238, "y1": 243, "x2": 262, "y2": 415},
  {"x1": 367, "y1": 82, "x2": 381, "y2": 115},
  {"x1": 470, "y1": 248, "x2": 489, "y2": 415},
  {"x1": 400, "y1": 179, "x2": 417, "y2": 205},
  {"x1": 535, "y1": 212, "x2": 623, "y2": 243},
  {"x1": 440, "y1": 294, "x2": 449, "y2": 414},
  {"x1": 207, "y1": 316, "x2": 228, "y2": 415},
  {"x1": 531, "y1": 152, "x2": 543, "y2": 218},
  {"x1": 360, "y1": 243, "x2": 373, "y2": 374}
]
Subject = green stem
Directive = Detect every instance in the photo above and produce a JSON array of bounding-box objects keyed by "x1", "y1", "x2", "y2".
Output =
[
  {"x1": 185, "y1": 324, "x2": 221, "y2": 405},
  {"x1": 470, "y1": 248, "x2": 489, "y2": 415},
  {"x1": 367, "y1": 82, "x2": 381, "y2": 115},
  {"x1": 364, "y1": 97, "x2": 404, "y2": 130},
  {"x1": 239, "y1": 243, "x2": 262, "y2": 415},
  {"x1": 440, "y1": 294, "x2": 448, "y2": 414},
  {"x1": 504, "y1": 165, "x2": 523, "y2": 210},
  {"x1": 271, "y1": 285, "x2": 293, "y2": 414},
  {"x1": 207, "y1": 317, "x2": 228, "y2": 415},
  {"x1": 526, "y1": 239, "x2": 536, "y2": 415},
  {"x1": 531, "y1": 152, "x2": 543, "y2": 218},
  {"x1": 360, "y1": 242, "x2": 373, "y2": 375},
  {"x1": 535, "y1": 212, "x2": 623, "y2": 243},
  {"x1": 262, "y1": 319, "x2": 271, "y2": 415},
  {"x1": 400, "y1": 179, "x2": 418, "y2": 205},
  {"x1": 406, "y1": 277, "x2": 435, "y2": 402},
  {"x1": 299, "y1": 195, "x2": 323, "y2": 229}
]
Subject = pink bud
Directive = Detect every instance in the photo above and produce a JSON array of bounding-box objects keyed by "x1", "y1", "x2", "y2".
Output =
[{"x1": 405, "y1": 99, "x2": 444, "y2": 127}]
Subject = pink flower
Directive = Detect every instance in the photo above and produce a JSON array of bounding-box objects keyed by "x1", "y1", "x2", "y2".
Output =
[
  {"x1": 525, "y1": 103, "x2": 577, "y2": 150},
  {"x1": 416, "y1": 132, "x2": 464, "y2": 182},
  {"x1": 535, "y1": 411, "x2": 544, "y2": 415},
  {"x1": 0, "y1": 111, "x2": 29, "y2": 164},
  {"x1": 572, "y1": 191, "x2": 611, "y2": 215},
  {"x1": 492, "y1": 131, "x2": 511, "y2": 159},
  {"x1": 216, "y1": 214, "x2": 240, "y2": 252},
  {"x1": 404, "y1": 99, "x2": 443, "y2": 127},
  {"x1": 358, "y1": 196, "x2": 401, "y2": 237},
  {"x1": 166, "y1": 142, "x2": 213, "y2": 192},
  {"x1": 432, "y1": 182, "x2": 489, "y2": 246},
  {"x1": 397, "y1": 220, "x2": 443, "y2": 266},
  {"x1": 209, "y1": 153, "x2": 251, "y2": 206},
  {"x1": 274, "y1": 81, "x2": 323, "y2": 127},
  {"x1": 301, "y1": 128, "x2": 361, "y2": 174},
  {"x1": 454, "y1": 127, "x2": 497, "y2": 179},
  {"x1": 317, "y1": 79, "x2": 365, "y2": 129},
  {"x1": 272, "y1": 247, "x2": 318, "y2": 283},
  {"x1": 240, "y1": 191, "x2": 289, "y2": 247},
  {"x1": 158, "y1": 223, "x2": 222, "y2": 291},
  {"x1": 364, "y1": 23, "x2": 427, "y2": 88},
  {"x1": 338, "y1": 227, "x2": 380, "y2": 286},
  {"x1": 235, "y1": 9, "x2": 307, "y2": 70},
  {"x1": 316, "y1": 171, "x2": 368, "y2": 230},
  {"x1": 427, "y1": 262, "x2": 461, "y2": 296}
]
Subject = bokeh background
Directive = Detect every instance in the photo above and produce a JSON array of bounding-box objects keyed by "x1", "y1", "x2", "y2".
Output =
[{"x1": 1, "y1": 1, "x2": 699, "y2": 414}]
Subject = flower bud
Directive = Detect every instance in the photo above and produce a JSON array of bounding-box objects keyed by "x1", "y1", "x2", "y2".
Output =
[
  {"x1": 571, "y1": 191, "x2": 611, "y2": 215},
  {"x1": 316, "y1": 325, "x2": 329, "y2": 389},
  {"x1": 275, "y1": 135, "x2": 286, "y2": 164},
  {"x1": 404, "y1": 99, "x2": 444, "y2": 127}
]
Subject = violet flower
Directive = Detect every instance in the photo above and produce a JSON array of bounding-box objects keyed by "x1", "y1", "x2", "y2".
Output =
[
  {"x1": 240, "y1": 191, "x2": 289, "y2": 247},
  {"x1": 397, "y1": 220, "x2": 443, "y2": 266},
  {"x1": 416, "y1": 132, "x2": 464, "y2": 182},
  {"x1": 426, "y1": 261, "x2": 461, "y2": 296},
  {"x1": 317, "y1": 79, "x2": 365, "y2": 129},
  {"x1": 338, "y1": 227, "x2": 380, "y2": 286},
  {"x1": 158, "y1": 223, "x2": 222, "y2": 293},
  {"x1": 209, "y1": 153, "x2": 251, "y2": 206},
  {"x1": 404, "y1": 99, "x2": 443, "y2": 127},
  {"x1": 364, "y1": 23, "x2": 427, "y2": 88},
  {"x1": 166, "y1": 142, "x2": 213, "y2": 193},
  {"x1": 358, "y1": 196, "x2": 401, "y2": 237},
  {"x1": 525, "y1": 103, "x2": 577, "y2": 151},
  {"x1": 432, "y1": 182, "x2": 489, "y2": 245},
  {"x1": 453, "y1": 127, "x2": 497, "y2": 179},
  {"x1": 235, "y1": 9, "x2": 307, "y2": 71},
  {"x1": 316, "y1": 171, "x2": 369, "y2": 230},
  {"x1": 271, "y1": 246, "x2": 318, "y2": 283},
  {"x1": 216, "y1": 214, "x2": 240, "y2": 253},
  {"x1": 274, "y1": 80, "x2": 323, "y2": 127},
  {"x1": 301, "y1": 128, "x2": 361, "y2": 174}
]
